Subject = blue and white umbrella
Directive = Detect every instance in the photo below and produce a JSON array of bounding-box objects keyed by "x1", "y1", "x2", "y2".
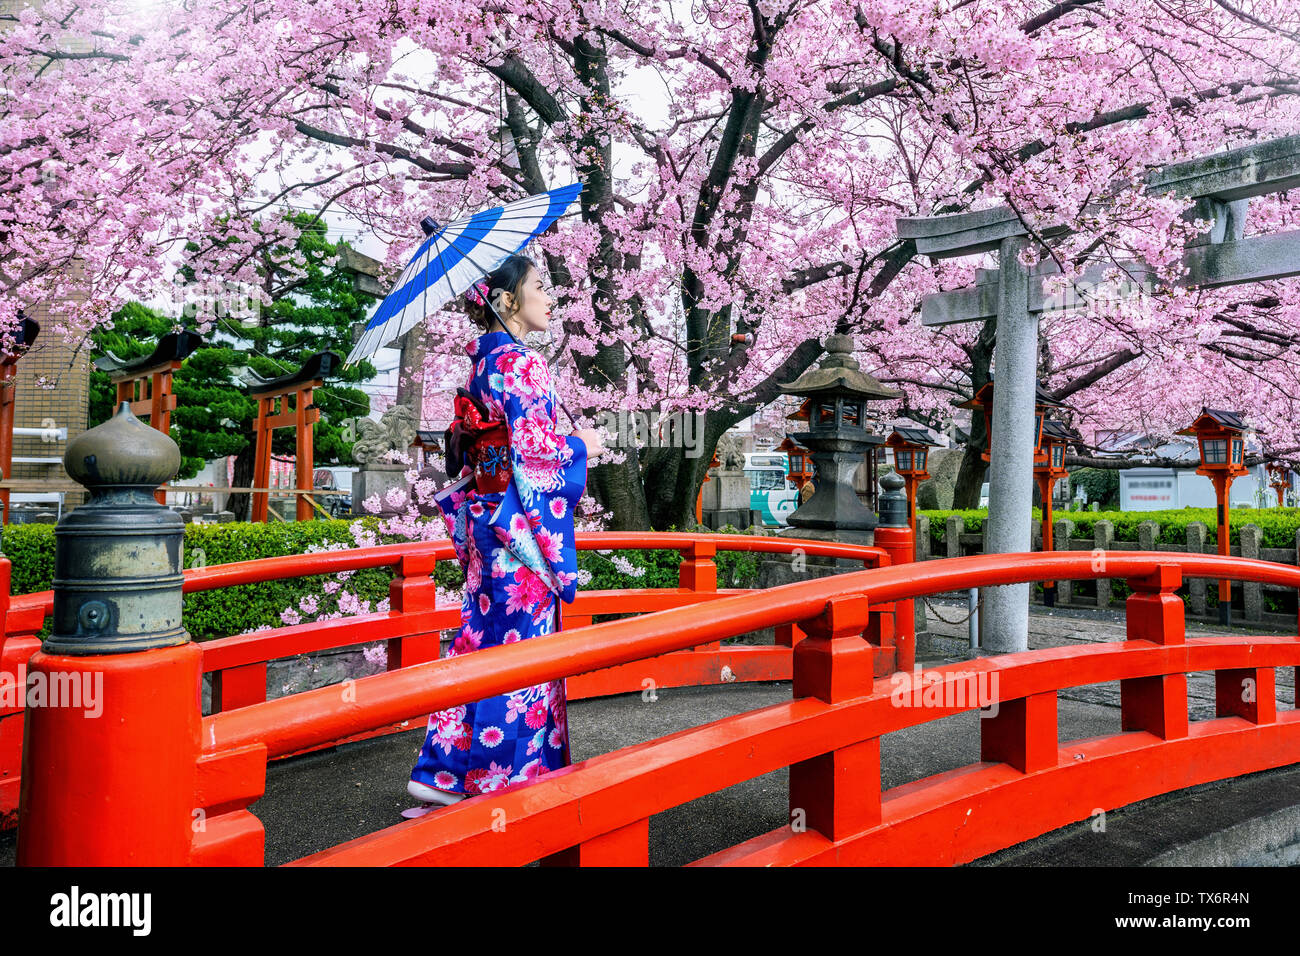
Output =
[{"x1": 346, "y1": 182, "x2": 584, "y2": 365}]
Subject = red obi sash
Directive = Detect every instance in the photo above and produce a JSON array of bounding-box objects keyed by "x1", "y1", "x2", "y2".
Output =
[{"x1": 453, "y1": 391, "x2": 511, "y2": 494}]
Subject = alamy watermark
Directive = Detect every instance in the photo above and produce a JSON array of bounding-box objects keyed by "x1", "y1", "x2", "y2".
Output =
[
  {"x1": 1039, "y1": 270, "x2": 1159, "y2": 319},
  {"x1": 164, "y1": 272, "x2": 261, "y2": 327},
  {"x1": 50, "y1": 886, "x2": 150, "y2": 936},
  {"x1": 889, "y1": 665, "x2": 1000, "y2": 718},
  {"x1": 0, "y1": 664, "x2": 103, "y2": 718},
  {"x1": 594, "y1": 410, "x2": 705, "y2": 459}
]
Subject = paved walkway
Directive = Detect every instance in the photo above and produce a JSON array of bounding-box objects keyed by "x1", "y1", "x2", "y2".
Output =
[{"x1": 1, "y1": 603, "x2": 1296, "y2": 866}]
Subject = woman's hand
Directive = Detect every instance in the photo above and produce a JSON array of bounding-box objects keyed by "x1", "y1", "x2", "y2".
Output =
[{"x1": 573, "y1": 428, "x2": 605, "y2": 459}]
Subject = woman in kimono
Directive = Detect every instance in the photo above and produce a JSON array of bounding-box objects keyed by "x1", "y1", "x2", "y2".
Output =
[{"x1": 405, "y1": 255, "x2": 604, "y2": 815}]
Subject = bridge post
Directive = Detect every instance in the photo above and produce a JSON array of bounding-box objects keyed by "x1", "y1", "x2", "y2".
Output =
[
  {"x1": 874, "y1": 473, "x2": 915, "y2": 672},
  {"x1": 678, "y1": 539, "x2": 717, "y2": 592},
  {"x1": 17, "y1": 404, "x2": 210, "y2": 864},
  {"x1": 387, "y1": 552, "x2": 442, "y2": 668},
  {"x1": 679, "y1": 541, "x2": 720, "y2": 651},
  {"x1": 1119, "y1": 565, "x2": 1188, "y2": 740},
  {"x1": 790, "y1": 596, "x2": 880, "y2": 839},
  {"x1": 980, "y1": 692, "x2": 1058, "y2": 773},
  {"x1": 1216, "y1": 666, "x2": 1276, "y2": 724},
  {"x1": 211, "y1": 661, "x2": 268, "y2": 712}
]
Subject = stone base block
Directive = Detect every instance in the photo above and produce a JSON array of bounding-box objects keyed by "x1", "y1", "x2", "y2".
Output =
[{"x1": 352, "y1": 466, "x2": 409, "y2": 516}]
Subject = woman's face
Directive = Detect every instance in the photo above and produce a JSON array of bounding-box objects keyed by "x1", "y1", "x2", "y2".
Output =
[{"x1": 507, "y1": 265, "x2": 554, "y2": 335}]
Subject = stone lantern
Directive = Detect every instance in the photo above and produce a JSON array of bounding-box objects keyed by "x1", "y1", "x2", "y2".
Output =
[{"x1": 777, "y1": 334, "x2": 901, "y2": 544}]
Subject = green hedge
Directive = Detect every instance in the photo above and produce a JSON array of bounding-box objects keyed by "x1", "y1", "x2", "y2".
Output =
[
  {"x1": 4, "y1": 520, "x2": 415, "y2": 640},
  {"x1": 920, "y1": 507, "x2": 1300, "y2": 553},
  {"x1": 3, "y1": 521, "x2": 762, "y2": 641}
]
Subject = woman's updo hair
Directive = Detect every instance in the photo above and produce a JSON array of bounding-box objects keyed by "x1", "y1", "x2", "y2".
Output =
[{"x1": 465, "y1": 255, "x2": 536, "y2": 331}]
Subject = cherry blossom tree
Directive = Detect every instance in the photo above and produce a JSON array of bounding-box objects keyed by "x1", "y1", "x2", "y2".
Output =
[{"x1": 4, "y1": 0, "x2": 1300, "y2": 527}]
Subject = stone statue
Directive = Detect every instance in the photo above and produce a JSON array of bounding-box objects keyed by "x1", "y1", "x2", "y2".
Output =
[
  {"x1": 715, "y1": 433, "x2": 745, "y2": 471},
  {"x1": 351, "y1": 405, "x2": 418, "y2": 465}
]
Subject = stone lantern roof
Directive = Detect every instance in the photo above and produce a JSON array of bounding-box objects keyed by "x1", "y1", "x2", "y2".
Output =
[{"x1": 778, "y1": 334, "x2": 902, "y2": 401}]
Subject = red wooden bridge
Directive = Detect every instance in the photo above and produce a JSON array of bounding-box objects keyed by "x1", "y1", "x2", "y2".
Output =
[{"x1": 4, "y1": 526, "x2": 1300, "y2": 866}]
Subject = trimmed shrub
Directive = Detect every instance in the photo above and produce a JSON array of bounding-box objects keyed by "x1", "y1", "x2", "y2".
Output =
[
  {"x1": 4, "y1": 520, "x2": 763, "y2": 640},
  {"x1": 920, "y1": 506, "x2": 1300, "y2": 552}
]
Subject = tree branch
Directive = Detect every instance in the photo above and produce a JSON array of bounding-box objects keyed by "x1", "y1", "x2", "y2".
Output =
[
  {"x1": 1047, "y1": 347, "x2": 1141, "y2": 401},
  {"x1": 291, "y1": 121, "x2": 474, "y2": 176}
]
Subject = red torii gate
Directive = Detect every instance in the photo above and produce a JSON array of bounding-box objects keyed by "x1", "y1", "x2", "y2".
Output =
[
  {"x1": 245, "y1": 352, "x2": 338, "y2": 523},
  {"x1": 95, "y1": 330, "x2": 203, "y2": 505},
  {"x1": 0, "y1": 313, "x2": 39, "y2": 524}
]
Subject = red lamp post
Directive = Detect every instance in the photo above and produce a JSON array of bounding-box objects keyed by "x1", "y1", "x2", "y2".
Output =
[
  {"x1": 956, "y1": 381, "x2": 995, "y2": 463},
  {"x1": 1034, "y1": 418, "x2": 1078, "y2": 607},
  {"x1": 1178, "y1": 408, "x2": 1249, "y2": 626},
  {"x1": 885, "y1": 428, "x2": 936, "y2": 534},
  {"x1": 695, "y1": 450, "x2": 720, "y2": 525},
  {"x1": 778, "y1": 436, "x2": 813, "y2": 492}
]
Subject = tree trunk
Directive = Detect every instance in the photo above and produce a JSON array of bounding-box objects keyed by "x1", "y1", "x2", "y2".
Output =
[
  {"x1": 227, "y1": 444, "x2": 256, "y2": 521},
  {"x1": 952, "y1": 316, "x2": 994, "y2": 509},
  {"x1": 952, "y1": 441, "x2": 989, "y2": 509},
  {"x1": 643, "y1": 412, "x2": 728, "y2": 530},
  {"x1": 586, "y1": 453, "x2": 650, "y2": 530}
]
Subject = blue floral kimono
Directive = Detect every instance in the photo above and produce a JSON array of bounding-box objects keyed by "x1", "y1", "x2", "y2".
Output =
[{"x1": 410, "y1": 331, "x2": 588, "y2": 796}]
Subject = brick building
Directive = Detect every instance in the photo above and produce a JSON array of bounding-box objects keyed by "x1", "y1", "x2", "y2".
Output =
[{"x1": 2, "y1": 0, "x2": 93, "y2": 511}]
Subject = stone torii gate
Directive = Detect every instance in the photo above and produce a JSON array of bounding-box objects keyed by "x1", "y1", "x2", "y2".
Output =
[{"x1": 897, "y1": 134, "x2": 1300, "y2": 653}]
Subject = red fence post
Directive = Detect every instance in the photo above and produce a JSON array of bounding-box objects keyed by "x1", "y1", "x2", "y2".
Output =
[
  {"x1": 20, "y1": 645, "x2": 204, "y2": 865},
  {"x1": 678, "y1": 540, "x2": 717, "y2": 593},
  {"x1": 211, "y1": 662, "x2": 268, "y2": 712},
  {"x1": 789, "y1": 596, "x2": 880, "y2": 841},
  {"x1": 0, "y1": 554, "x2": 36, "y2": 829},
  {"x1": 872, "y1": 523, "x2": 915, "y2": 673},
  {"x1": 19, "y1": 405, "x2": 257, "y2": 865},
  {"x1": 774, "y1": 623, "x2": 806, "y2": 648},
  {"x1": 540, "y1": 818, "x2": 650, "y2": 867},
  {"x1": 1216, "y1": 667, "x2": 1276, "y2": 724},
  {"x1": 680, "y1": 540, "x2": 719, "y2": 651},
  {"x1": 562, "y1": 610, "x2": 593, "y2": 629},
  {"x1": 981, "y1": 692, "x2": 1058, "y2": 773},
  {"x1": 1120, "y1": 564, "x2": 1188, "y2": 740},
  {"x1": 388, "y1": 553, "x2": 441, "y2": 669}
]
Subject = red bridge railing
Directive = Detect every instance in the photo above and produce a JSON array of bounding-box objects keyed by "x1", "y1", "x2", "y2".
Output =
[
  {"x1": 10, "y1": 537, "x2": 1300, "y2": 866},
  {"x1": 277, "y1": 551, "x2": 1300, "y2": 867},
  {"x1": 0, "y1": 533, "x2": 896, "y2": 827}
]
